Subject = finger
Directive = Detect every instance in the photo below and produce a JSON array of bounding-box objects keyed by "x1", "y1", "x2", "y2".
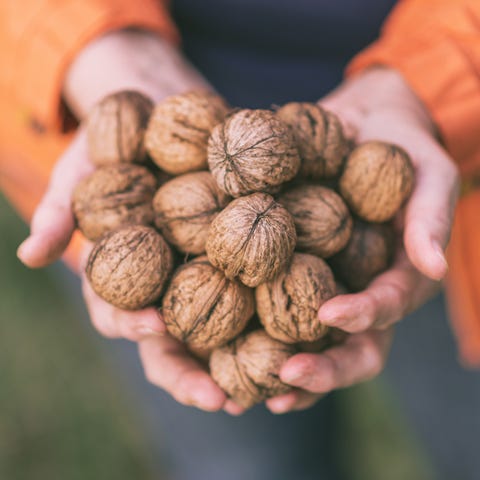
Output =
[
  {"x1": 318, "y1": 252, "x2": 440, "y2": 332},
  {"x1": 280, "y1": 329, "x2": 393, "y2": 393},
  {"x1": 223, "y1": 400, "x2": 246, "y2": 416},
  {"x1": 139, "y1": 335, "x2": 226, "y2": 411},
  {"x1": 403, "y1": 149, "x2": 459, "y2": 280},
  {"x1": 82, "y1": 279, "x2": 166, "y2": 341},
  {"x1": 17, "y1": 129, "x2": 94, "y2": 268},
  {"x1": 266, "y1": 390, "x2": 323, "y2": 414}
]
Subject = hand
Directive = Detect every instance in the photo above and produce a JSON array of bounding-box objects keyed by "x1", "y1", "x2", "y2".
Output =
[
  {"x1": 263, "y1": 68, "x2": 459, "y2": 415},
  {"x1": 17, "y1": 30, "x2": 228, "y2": 413},
  {"x1": 316, "y1": 67, "x2": 460, "y2": 333}
]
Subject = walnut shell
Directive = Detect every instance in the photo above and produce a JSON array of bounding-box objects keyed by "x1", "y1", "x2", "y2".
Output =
[
  {"x1": 329, "y1": 219, "x2": 395, "y2": 291},
  {"x1": 276, "y1": 102, "x2": 348, "y2": 179},
  {"x1": 278, "y1": 185, "x2": 352, "y2": 258},
  {"x1": 206, "y1": 193, "x2": 296, "y2": 287},
  {"x1": 153, "y1": 172, "x2": 231, "y2": 254},
  {"x1": 161, "y1": 256, "x2": 254, "y2": 350},
  {"x1": 256, "y1": 253, "x2": 336, "y2": 343},
  {"x1": 72, "y1": 164, "x2": 157, "y2": 241},
  {"x1": 145, "y1": 90, "x2": 229, "y2": 175},
  {"x1": 86, "y1": 91, "x2": 153, "y2": 166},
  {"x1": 207, "y1": 109, "x2": 301, "y2": 197},
  {"x1": 86, "y1": 226, "x2": 173, "y2": 310},
  {"x1": 210, "y1": 330, "x2": 296, "y2": 408},
  {"x1": 339, "y1": 141, "x2": 415, "y2": 222}
]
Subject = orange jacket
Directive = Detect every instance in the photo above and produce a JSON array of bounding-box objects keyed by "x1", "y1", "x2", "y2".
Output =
[{"x1": 1, "y1": 0, "x2": 479, "y2": 365}]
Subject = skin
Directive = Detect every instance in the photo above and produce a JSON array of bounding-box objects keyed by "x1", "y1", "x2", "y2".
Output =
[{"x1": 17, "y1": 30, "x2": 459, "y2": 414}]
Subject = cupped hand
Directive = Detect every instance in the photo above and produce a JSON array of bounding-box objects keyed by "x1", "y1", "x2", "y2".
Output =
[
  {"x1": 16, "y1": 29, "x2": 228, "y2": 413},
  {"x1": 316, "y1": 67, "x2": 460, "y2": 334},
  {"x1": 265, "y1": 67, "x2": 460, "y2": 414}
]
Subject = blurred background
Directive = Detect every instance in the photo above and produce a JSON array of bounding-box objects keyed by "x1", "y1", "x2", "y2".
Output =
[{"x1": 0, "y1": 192, "x2": 435, "y2": 480}]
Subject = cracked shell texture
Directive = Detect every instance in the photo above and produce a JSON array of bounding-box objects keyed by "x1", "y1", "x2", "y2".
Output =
[
  {"x1": 329, "y1": 219, "x2": 395, "y2": 291},
  {"x1": 86, "y1": 225, "x2": 173, "y2": 310},
  {"x1": 210, "y1": 330, "x2": 296, "y2": 408},
  {"x1": 279, "y1": 185, "x2": 352, "y2": 258},
  {"x1": 87, "y1": 90, "x2": 153, "y2": 166},
  {"x1": 162, "y1": 256, "x2": 254, "y2": 350},
  {"x1": 153, "y1": 171, "x2": 231, "y2": 254},
  {"x1": 276, "y1": 102, "x2": 349, "y2": 179},
  {"x1": 256, "y1": 253, "x2": 336, "y2": 343},
  {"x1": 207, "y1": 109, "x2": 301, "y2": 197},
  {"x1": 145, "y1": 90, "x2": 229, "y2": 175},
  {"x1": 339, "y1": 141, "x2": 415, "y2": 222},
  {"x1": 72, "y1": 164, "x2": 157, "y2": 241},
  {"x1": 205, "y1": 193, "x2": 296, "y2": 287}
]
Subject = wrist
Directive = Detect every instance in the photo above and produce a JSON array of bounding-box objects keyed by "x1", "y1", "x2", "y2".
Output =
[{"x1": 63, "y1": 29, "x2": 210, "y2": 120}]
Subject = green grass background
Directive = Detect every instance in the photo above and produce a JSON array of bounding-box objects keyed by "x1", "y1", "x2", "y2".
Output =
[{"x1": 0, "y1": 193, "x2": 434, "y2": 480}]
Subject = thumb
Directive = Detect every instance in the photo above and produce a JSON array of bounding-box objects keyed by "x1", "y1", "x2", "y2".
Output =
[
  {"x1": 17, "y1": 129, "x2": 94, "y2": 268},
  {"x1": 403, "y1": 150, "x2": 459, "y2": 280}
]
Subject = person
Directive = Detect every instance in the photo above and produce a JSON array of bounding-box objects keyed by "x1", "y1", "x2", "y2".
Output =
[{"x1": 1, "y1": 0, "x2": 479, "y2": 478}]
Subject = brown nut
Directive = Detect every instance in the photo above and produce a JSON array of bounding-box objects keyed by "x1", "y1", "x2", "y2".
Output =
[
  {"x1": 278, "y1": 184, "x2": 352, "y2": 258},
  {"x1": 329, "y1": 219, "x2": 395, "y2": 291},
  {"x1": 206, "y1": 193, "x2": 296, "y2": 287},
  {"x1": 86, "y1": 225, "x2": 173, "y2": 310},
  {"x1": 161, "y1": 256, "x2": 254, "y2": 350},
  {"x1": 145, "y1": 90, "x2": 229, "y2": 175},
  {"x1": 86, "y1": 90, "x2": 153, "y2": 166},
  {"x1": 256, "y1": 253, "x2": 336, "y2": 343},
  {"x1": 339, "y1": 141, "x2": 415, "y2": 222},
  {"x1": 276, "y1": 102, "x2": 348, "y2": 179},
  {"x1": 207, "y1": 109, "x2": 300, "y2": 197},
  {"x1": 153, "y1": 171, "x2": 231, "y2": 254},
  {"x1": 72, "y1": 164, "x2": 157, "y2": 241},
  {"x1": 210, "y1": 330, "x2": 296, "y2": 408}
]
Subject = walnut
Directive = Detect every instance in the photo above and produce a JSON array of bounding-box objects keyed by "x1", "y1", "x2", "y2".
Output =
[
  {"x1": 153, "y1": 171, "x2": 231, "y2": 254},
  {"x1": 86, "y1": 225, "x2": 173, "y2": 310},
  {"x1": 329, "y1": 219, "x2": 395, "y2": 291},
  {"x1": 161, "y1": 256, "x2": 254, "y2": 350},
  {"x1": 207, "y1": 109, "x2": 300, "y2": 197},
  {"x1": 209, "y1": 330, "x2": 296, "y2": 408},
  {"x1": 276, "y1": 102, "x2": 348, "y2": 179},
  {"x1": 256, "y1": 253, "x2": 336, "y2": 343},
  {"x1": 72, "y1": 164, "x2": 157, "y2": 241},
  {"x1": 86, "y1": 91, "x2": 153, "y2": 166},
  {"x1": 145, "y1": 90, "x2": 229, "y2": 175},
  {"x1": 339, "y1": 141, "x2": 415, "y2": 222},
  {"x1": 206, "y1": 193, "x2": 296, "y2": 287},
  {"x1": 278, "y1": 184, "x2": 352, "y2": 258}
]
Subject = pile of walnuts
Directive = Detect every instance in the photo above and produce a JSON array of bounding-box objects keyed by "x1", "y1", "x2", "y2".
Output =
[{"x1": 73, "y1": 90, "x2": 414, "y2": 408}]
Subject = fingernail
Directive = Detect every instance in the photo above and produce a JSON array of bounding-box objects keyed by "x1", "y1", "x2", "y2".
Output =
[
  {"x1": 281, "y1": 369, "x2": 304, "y2": 384},
  {"x1": 320, "y1": 316, "x2": 344, "y2": 327},
  {"x1": 270, "y1": 405, "x2": 290, "y2": 414},
  {"x1": 136, "y1": 326, "x2": 164, "y2": 337},
  {"x1": 16, "y1": 239, "x2": 30, "y2": 261},
  {"x1": 433, "y1": 243, "x2": 448, "y2": 273},
  {"x1": 192, "y1": 390, "x2": 217, "y2": 411}
]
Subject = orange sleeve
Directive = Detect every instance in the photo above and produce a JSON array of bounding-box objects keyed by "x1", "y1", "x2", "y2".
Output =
[
  {"x1": 0, "y1": 0, "x2": 178, "y2": 131},
  {"x1": 0, "y1": 0, "x2": 178, "y2": 271},
  {"x1": 348, "y1": 0, "x2": 480, "y2": 174}
]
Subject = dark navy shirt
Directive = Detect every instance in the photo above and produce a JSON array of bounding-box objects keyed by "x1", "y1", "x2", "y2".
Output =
[{"x1": 171, "y1": 0, "x2": 398, "y2": 108}]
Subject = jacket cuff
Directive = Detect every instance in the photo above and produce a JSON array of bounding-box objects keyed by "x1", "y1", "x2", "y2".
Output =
[{"x1": 14, "y1": 0, "x2": 178, "y2": 131}]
